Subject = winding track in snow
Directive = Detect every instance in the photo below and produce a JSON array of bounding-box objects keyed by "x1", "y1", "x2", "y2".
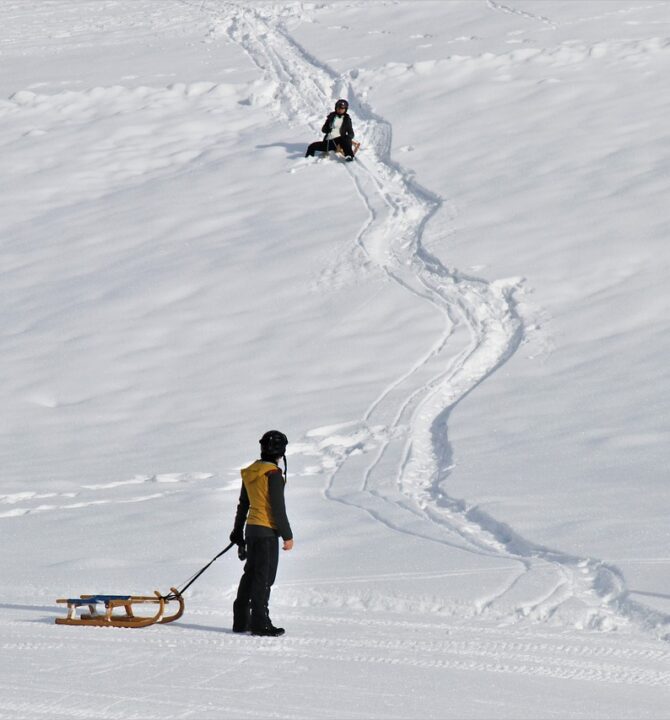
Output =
[{"x1": 202, "y1": 1, "x2": 668, "y2": 640}]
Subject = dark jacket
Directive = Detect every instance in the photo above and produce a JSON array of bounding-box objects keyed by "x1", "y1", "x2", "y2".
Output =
[{"x1": 322, "y1": 111, "x2": 354, "y2": 140}]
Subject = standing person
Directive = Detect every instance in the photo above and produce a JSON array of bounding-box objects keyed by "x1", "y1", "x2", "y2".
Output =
[
  {"x1": 305, "y1": 99, "x2": 356, "y2": 161},
  {"x1": 229, "y1": 430, "x2": 293, "y2": 636}
]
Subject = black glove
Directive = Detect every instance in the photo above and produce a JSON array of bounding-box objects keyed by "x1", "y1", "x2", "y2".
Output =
[
  {"x1": 229, "y1": 529, "x2": 244, "y2": 546},
  {"x1": 237, "y1": 544, "x2": 247, "y2": 561}
]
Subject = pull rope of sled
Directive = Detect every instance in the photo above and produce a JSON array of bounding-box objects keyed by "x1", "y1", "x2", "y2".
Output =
[{"x1": 163, "y1": 542, "x2": 236, "y2": 602}]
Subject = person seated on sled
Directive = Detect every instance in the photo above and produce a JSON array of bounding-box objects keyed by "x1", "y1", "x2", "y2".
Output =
[
  {"x1": 229, "y1": 430, "x2": 293, "y2": 637},
  {"x1": 305, "y1": 99, "x2": 356, "y2": 161}
]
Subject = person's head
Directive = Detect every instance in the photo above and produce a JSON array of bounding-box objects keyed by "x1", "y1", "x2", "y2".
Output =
[
  {"x1": 259, "y1": 430, "x2": 288, "y2": 462},
  {"x1": 335, "y1": 99, "x2": 349, "y2": 114}
]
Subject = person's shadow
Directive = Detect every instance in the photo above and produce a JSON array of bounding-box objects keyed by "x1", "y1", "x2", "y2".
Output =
[
  {"x1": 170, "y1": 621, "x2": 236, "y2": 634},
  {"x1": 629, "y1": 589, "x2": 670, "y2": 601},
  {"x1": 256, "y1": 142, "x2": 305, "y2": 159}
]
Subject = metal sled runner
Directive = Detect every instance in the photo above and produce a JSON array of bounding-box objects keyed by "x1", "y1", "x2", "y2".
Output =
[{"x1": 55, "y1": 588, "x2": 185, "y2": 628}]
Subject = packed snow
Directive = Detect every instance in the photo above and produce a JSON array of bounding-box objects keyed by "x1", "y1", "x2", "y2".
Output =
[{"x1": 1, "y1": 1, "x2": 669, "y2": 718}]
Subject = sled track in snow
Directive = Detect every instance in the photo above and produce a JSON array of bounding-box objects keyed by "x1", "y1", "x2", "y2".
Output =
[{"x1": 202, "y1": 2, "x2": 669, "y2": 640}]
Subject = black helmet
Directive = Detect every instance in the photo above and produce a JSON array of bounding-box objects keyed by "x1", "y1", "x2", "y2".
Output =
[
  {"x1": 335, "y1": 98, "x2": 349, "y2": 111},
  {"x1": 259, "y1": 430, "x2": 288, "y2": 458}
]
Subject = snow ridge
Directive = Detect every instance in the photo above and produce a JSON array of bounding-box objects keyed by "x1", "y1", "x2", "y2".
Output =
[{"x1": 206, "y1": 1, "x2": 668, "y2": 639}]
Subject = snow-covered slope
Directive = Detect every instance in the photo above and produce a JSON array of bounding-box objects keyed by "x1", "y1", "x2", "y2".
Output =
[{"x1": 1, "y1": 2, "x2": 669, "y2": 718}]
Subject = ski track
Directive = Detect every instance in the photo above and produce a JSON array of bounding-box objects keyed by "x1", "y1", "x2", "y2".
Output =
[{"x1": 197, "y1": 1, "x2": 670, "y2": 642}]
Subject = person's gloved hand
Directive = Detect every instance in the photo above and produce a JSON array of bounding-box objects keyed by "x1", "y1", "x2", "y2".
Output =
[{"x1": 229, "y1": 529, "x2": 243, "y2": 546}]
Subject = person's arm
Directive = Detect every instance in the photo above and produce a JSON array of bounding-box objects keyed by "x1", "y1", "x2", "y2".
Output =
[
  {"x1": 321, "y1": 113, "x2": 333, "y2": 134},
  {"x1": 230, "y1": 483, "x2": 250, "y2": 545},
  {"x1": 267, "y1": 470, "x2": 293, "y2": 548}
]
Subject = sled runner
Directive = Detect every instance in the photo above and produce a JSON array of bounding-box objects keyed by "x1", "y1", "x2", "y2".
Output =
[{"x1": 55, "y1": 588, "x2": 185, "y2": 628}]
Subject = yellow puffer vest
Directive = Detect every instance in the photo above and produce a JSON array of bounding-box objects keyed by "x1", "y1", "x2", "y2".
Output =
[{"x1": 241, "y1": 460, "x2": 283, "y2": 529}]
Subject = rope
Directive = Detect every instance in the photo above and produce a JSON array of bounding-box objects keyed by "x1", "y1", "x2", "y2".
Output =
[{"x1": 163, "y1": 542, "x2": 235, "y2": 602}]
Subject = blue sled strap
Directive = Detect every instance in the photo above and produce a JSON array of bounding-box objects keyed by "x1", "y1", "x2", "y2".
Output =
[{"x1": 66, "y1": 595, "x2": 131, "y2": 607}]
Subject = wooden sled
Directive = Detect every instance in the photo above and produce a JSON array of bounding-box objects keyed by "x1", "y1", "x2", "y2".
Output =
[
  {"x1": 334, "y1": 141, "x2": 361, "y2": 158},
  {"x1": 55, "y1": 587, "x2": 185, "y2": 628}
]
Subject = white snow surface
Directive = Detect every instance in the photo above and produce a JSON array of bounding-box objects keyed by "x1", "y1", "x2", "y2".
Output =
[{"x1": 1, "y1": 1, "x2": 670, "y2": 717}]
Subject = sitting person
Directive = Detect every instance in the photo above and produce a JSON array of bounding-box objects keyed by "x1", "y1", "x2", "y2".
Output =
[{"x1": 305, "y1": 99, "x2": 356, "y2": 161}]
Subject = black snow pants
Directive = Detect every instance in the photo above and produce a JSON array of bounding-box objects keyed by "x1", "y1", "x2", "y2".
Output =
[
  {"x1": 305, "y1": 136, "x2": 354, "y2": 158},
  {"x1": 233, "y1": 532, "x2": 279, "y2": 632}
]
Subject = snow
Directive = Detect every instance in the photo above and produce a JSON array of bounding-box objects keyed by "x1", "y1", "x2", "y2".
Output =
[{"x1": 1, "y1": 0, "x2": 669, "y2": 717}]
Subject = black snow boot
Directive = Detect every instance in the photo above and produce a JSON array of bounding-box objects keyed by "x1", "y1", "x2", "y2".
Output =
[{"x1": 251, "y1": 623, "x2": 285, "y2": 637}]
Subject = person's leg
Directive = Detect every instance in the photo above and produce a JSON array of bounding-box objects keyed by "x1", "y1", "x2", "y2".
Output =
[
  {"x1": 232, "y1": 539, "x2": 255, "y2": 632},
  {"x1": 305, "y1": 140, "x2": 327, "y2": 157},
  {"x1": 249, "y1": 536, "x2": 283, "y2": 634},
  {"x1": 262, "y1": 536, "x2": 279, "y2": 626},
  {"x1": 336, "y1": 137, "x2": 354, "y2": 159},
  {"x1": 249, "y1": 537, "x2": 273, "y2": 630}
]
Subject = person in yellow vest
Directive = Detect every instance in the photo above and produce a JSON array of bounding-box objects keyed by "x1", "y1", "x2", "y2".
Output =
[{"x1": 229, "y1": 430, "x2": 293, "y2": 636}]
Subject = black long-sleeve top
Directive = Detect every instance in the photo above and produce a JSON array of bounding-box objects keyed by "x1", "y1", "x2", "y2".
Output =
[{"x1": 321, "y1": 111, "x2": 355, "y2": 139}]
